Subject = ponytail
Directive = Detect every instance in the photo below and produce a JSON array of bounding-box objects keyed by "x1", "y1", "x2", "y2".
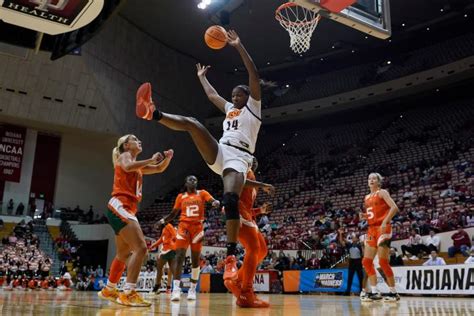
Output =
[{"x1": 112, "y1": 134, "x2": 133, "y2": 166}]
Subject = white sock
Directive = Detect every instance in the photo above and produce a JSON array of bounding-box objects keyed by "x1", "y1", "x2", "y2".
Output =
[
  {"x1": 389, "y1": 286, "x2": 397, "y2": 294},
  {"x1": 173, "y1": 280, "x2": 181, "y2": 290},
  {"x1": 370, "y1": 285, "x2": 379, "y2": 294},
  {"x1": 191, "y1": 267, "x2": 200, "y2": 282},
  {"x1": 190, "y1": 282, "x2": 197, "y2": 290},
  {"x1": 123, "y1": 283, "x2": 136, "y2": 294},
  {"x1": 106, "y1": 281, "x2": 116, "y2": 290}
]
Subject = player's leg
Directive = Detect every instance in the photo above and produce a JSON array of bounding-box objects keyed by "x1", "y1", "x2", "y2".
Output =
[
  {"x1": 187, "y1": 243, "x2": 202, "y2": 300},
  {"x1": 362, "y1": 237, "x2": 380, "y2": 302},
  {"x1": 116, "y1": 220, "x2": 150, "y2": 306},
  {"x1": 235, "y1": 225, "x2": 269, "y2": 308},
  {"x1": 171, "y1": 247, "x2": 187, "y2": 301},
  {"x1": 154, "y1": 257, "x2": 167, "y2": 294},
  {"x1": 222, "y1": 168, "x2": 245, "y2": 281},
  {"x1": 166, "y1": 255, "x2": 175, "y2": 293},
  {"x1": 377, "y1": 242, "x2": 399, "y2": 301}
]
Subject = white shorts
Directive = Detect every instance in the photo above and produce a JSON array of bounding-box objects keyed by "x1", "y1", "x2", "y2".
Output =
[{"x1": 207, "y1": 144, "x2": 253, "y2": 178}]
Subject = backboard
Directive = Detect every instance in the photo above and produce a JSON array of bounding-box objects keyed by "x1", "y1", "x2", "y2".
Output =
[{"x1": 293, "y1": 0, "x2": 391, "y2": 39}]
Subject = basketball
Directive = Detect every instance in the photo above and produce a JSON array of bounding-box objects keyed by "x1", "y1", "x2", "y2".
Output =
[{"x1": 204, "y1": 25, "x2": 227, "y2": 50}]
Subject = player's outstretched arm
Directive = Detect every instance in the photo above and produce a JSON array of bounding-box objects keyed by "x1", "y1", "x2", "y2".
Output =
[
  {"x1": 227, "y1": 30, "x2": 261, "y2": 101},
  {"x1": 245, "y1": 179, "x2": 275, "y2": 196},
  {"x1": 196, "y1": 63, "x2": 228, "y2": 113},
  {"x1": 142, "y1": 149, "x2": 174, "y2": 175},
  {"x1": 118, "y1": 152, "x2": 161, "y2": 172}
]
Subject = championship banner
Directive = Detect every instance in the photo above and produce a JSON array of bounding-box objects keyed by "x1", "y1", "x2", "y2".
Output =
[
  {"x1": 299, "y1": 269, "x2": 360, "y2": 293},
  {"x1": 376, "y1": 264, "x2": 474, "y2": 295},
  {"x1": 253, "y1": 272, "x2": 270, "y2": 292},
  {"x1": 0, "y1": 124, "x2": 26, "y2": 183},
  {"x1": 0, "y1": 0, "x2": 104, "y2": 35}
]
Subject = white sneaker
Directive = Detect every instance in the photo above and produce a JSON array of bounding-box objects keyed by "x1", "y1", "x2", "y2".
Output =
[
  {"x1": 187, "y1": 287, "x2": 196, "y2": 300},
  {"x1": 410, "y1": 255, "x2": 418, "y2": 260},
  {"x1": 171, "y1": 287, "x2": 181, "y2": 301}
]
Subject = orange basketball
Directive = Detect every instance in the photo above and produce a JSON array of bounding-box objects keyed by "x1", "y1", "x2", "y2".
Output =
[{"x1": 204, "y1": 25, "x2": 228, "y2": 50}]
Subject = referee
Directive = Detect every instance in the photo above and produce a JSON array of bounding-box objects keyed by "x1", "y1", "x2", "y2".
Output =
[{"x1": 338, "y1": 228, "x2": 363, "y2": 295}]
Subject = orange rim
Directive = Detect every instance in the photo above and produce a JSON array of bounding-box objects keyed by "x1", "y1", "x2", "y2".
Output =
[{"x1": 275, "y1": 2, "x2": 321, "y2": 27}]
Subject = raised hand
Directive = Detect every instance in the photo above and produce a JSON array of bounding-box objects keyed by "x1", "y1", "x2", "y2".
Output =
[
  {"x1": 196, "y1": 63, "x2": 211, "y2": 77},
  {"x1": 151, "y1": 152, "x2": 164, "y2": 163},
  {"x1": 226, "y1": 30, "x2": 241, "y2": 47},
  {"x1": 262, "y1": 184, "x2": 275, "y2": 196},
  {"x1": 212, "y1": 200, "x2": 221, "y2": 208},
  {"x1": 164, "y1": 149, "x2": 174, "y2": 159}
]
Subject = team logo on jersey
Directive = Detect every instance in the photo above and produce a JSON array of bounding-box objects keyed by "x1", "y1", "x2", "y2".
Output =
[{"x1": 226, "y1": 109, "x2": 241, "y2": 119}]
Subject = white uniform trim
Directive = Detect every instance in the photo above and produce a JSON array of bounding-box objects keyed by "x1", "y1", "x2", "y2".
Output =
[
  {"x1": 377, "y1": 232, "x2": 392, "y2": 246},
  {"x1": 192, "y1": 230, "x2": 204, "y2": 244},
  {"x1": 240, "y1": 216, "x2": 258, "y2": 228},
  {"x1": 108, "y1": 197, "x2": 138, "y2": 222}
]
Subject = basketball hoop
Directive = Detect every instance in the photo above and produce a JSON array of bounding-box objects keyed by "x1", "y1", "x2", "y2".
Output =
[{"x1": 275, "y1": 2, "x2": 321, "y2": 54}]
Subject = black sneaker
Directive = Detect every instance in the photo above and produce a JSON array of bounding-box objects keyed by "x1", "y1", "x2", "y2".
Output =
[
  {"x1": 152, "y1": 284, "x2": 159, "y2": 294},
  {"x1": 366, "y1": 292, "x2": 383, "y2": 302},
  {"x1": 383, "y1": 292, "x2": 400, "y2": 302}
]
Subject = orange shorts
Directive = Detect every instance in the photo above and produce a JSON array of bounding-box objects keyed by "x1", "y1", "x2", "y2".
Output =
[
  {"x1": 176, "y1": 222, "x2": 204, "y2": 252},
  {"x1": 366, "y1": 224, "x2": 392, "y2": 248},
  {"x1": 107, "y1": 196, "x2": 138, "y2": 234}
]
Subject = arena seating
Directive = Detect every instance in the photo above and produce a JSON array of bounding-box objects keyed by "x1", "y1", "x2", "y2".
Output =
[{"x1": 138, "y1": 98, "x2": 473, "y2": 255}]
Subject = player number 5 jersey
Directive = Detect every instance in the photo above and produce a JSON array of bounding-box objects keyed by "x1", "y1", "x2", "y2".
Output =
[
  {"x1": 219, "y1": 96, "x2": 261, "y2": 154},
  {"x1": 364, "y1": 190, "x2": 390, "y2": 226}
]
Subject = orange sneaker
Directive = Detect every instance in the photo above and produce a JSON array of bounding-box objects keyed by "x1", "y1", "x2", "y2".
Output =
[
  {"x1": 98, "y1": 287, "x2": 119, "y2": 303},
  {"x1": 224, "y1": 278, "x2": 242, "y2": 298},
  {"x1": 237, "y1": 289, "x2": 270, "y2": 308},
  {"x1": 136, "y1": 82, "x2": 155, "y2": 120},
  {"x1": 116, "y1": 290, "x2": 151, "y2": 307},
  {"x1": 224, "y1": 255, "x2": 238, "y2": 281}
]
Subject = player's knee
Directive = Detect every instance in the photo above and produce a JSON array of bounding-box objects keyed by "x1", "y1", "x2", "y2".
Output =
[
  {"x1": 135, "y1": 242, "x2": 148, "y2": 256},
  {"x1": 222, "y1": 192, "x2": 240, "y2": 220},
  {"x1": 362, "y1": 257, "x2": 376, "y2": 276},
  {"x1": 379, "y1": 258, "x2": 394, "y2": 278}
]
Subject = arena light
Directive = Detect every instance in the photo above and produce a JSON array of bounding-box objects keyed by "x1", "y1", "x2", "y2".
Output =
[{"x1": 198, "y1": 0, "x2": 213, "y2": 10}]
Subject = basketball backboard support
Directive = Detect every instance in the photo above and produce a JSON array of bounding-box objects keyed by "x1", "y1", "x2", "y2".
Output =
[{"x1": 292, "y1": 0, "x2": 391, "y2": 39}]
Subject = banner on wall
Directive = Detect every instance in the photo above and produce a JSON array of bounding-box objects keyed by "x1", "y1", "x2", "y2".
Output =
[
  {"x1": 299, "y1": 269, "x2": 360, "y2": 293},
  {"x1": 377, "y1": 264, "x2": 474, "y2": 295},
  {"x1": 116, "y1": 272, "x2": 199, "y2": 293},
  {"x1": 253, "y1": 272, "x2": 270, "y2": 292},
  {"x1": 0, "y1": 124, "x2": 26, "y2": 183}
]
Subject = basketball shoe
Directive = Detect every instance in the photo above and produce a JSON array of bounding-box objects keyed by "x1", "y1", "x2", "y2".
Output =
[
  {"x1": 98, "y1": 287, "x2": 119, "y2": 303},
  {"x1": 136, "y1": 82, "x2": 155, "y2": 120},
  {"x1": 116, "y1": 290, "x2": 151, "y2": 307},
  {"x1": 224, "y1": 278, "x2": 242, "y2": 298},
  {"x1": 237, "y1": 288, "x2": 270, "y2": 308},
  {"x1": 224, "y1": 255, "x2": 238, "y2": 281}
]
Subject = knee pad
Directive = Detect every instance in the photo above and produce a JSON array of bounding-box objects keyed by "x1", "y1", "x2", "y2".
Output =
[
  {"x1": 379, "y1": 258, "x2": 394, "y2": 278},
  {"x1": 362, "y1": 257, "x2": 376, "y2": 277},
  {"x1": 222, "y1": 192, "x2": 240, "y2": 220}
]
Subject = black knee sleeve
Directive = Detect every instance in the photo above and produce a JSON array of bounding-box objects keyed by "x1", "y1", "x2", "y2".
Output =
[{"x1": 222, "y1": 192, "x2": 240, "y2": 220}]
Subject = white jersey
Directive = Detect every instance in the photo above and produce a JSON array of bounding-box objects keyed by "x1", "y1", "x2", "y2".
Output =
[{"x1": 219, "y1": 96, "x2": 261, "y2": 154}]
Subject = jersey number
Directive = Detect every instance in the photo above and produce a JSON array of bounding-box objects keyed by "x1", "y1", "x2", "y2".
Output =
[
  {"x1": 185, "y1": 205, "x2": 200, "y2": 217},
  {"x1": 226, "y1": 120, "x2": 239, "y2": 131},
  {"x1": 366, "y1": 207, "x2": 374, "y2": 220}
]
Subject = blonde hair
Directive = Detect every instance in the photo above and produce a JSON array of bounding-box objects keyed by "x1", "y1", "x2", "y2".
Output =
[
  {"x1": 368, "y1": 172, "x2": 384, "y2": 187},
  {"x1": 112, "y1": 134, "x2": 133, "y2": 165}
]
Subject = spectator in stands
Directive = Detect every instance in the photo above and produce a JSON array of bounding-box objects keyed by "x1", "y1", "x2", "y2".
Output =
[
  {"x1": 258, "y1": 214, "x2": 269, "y2": 229},
  {"x1": 201, "y1": 260, "x2": 215, "y2": 273},
  {"x1": 97, "y1": 265, "x2": 104, "y2": 278},
  {"x1": 296, "y1": 251, "x2": 306, "y2": 269},
  {"x1": 401, "y1": 229, "x2": 423, "y2": 260},
  {"x1": 423, "y1": 251, "x2": 446, "y2": 266},
  {"x1": 448, "y1": 227, "x2": 471, "y2": 257},
  {"x1": 389, "y1": 248, "x2": 404, "y2": 267},
  {"x1": 420, "y1": 230, "x2": 441, "y2": 254},
  {"x1": 464, "y1": 249, "x2": 474, "y2": 264},
  {"x1": 7, "y1": 199, "x2": 14, "y2": 215},
  {"x1": 15, "y1": 203, "x2": 25, "y2": 216},
  {"x1": 305, "y1": 252, "x2": 320, "y2": 270}
]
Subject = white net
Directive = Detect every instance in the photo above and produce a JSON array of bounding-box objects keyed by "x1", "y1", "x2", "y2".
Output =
[{"x1": 276, "y1": 3, "x2": 321, "y2": 54}]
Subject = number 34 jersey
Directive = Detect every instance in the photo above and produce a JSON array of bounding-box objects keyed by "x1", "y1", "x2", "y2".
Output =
[
  {"x1": 173, "y1": 190, "x2": 215, "y2": 223},
  {"x1": 219, "y1": 96, "x2": 261, "y2": 154},
  {"x1": 364, "y1": 190, "x2": 390, "y2": 226}
]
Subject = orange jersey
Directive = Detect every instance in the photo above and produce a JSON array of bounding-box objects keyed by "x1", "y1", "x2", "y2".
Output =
[
  {"x1": 174, "y1": 190, "x2": 214, "y2": 223},
  {"x1": 364, "y1": 190, "x2": 390, "y2": 226},
  {"x1": 240, "y1": 170, "x2": 258, "y2": 220},
  {"x1": 150, "y1": 224, "x2": 176, "y2": 252},
  {"x1": 111, "y1": 165, "x2": 143, "y2": 202}
]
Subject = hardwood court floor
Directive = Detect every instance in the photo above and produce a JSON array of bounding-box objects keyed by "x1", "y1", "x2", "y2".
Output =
[{"x1": 0, "y1": 290, "x2": 473, "y2": 315}]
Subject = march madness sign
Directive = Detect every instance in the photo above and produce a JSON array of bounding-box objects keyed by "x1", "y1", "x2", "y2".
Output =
[
  {"x1": 0, "y1": 124, "x2": 26, "y2": 183},
  {"x1": 314, "y1": 271, "x2": 344, "y2": 289}
]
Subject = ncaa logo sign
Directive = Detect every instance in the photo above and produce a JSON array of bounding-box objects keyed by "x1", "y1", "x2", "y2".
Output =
[{"x1": 0, "y1": 0, "x2": 104, "y2": 35}]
